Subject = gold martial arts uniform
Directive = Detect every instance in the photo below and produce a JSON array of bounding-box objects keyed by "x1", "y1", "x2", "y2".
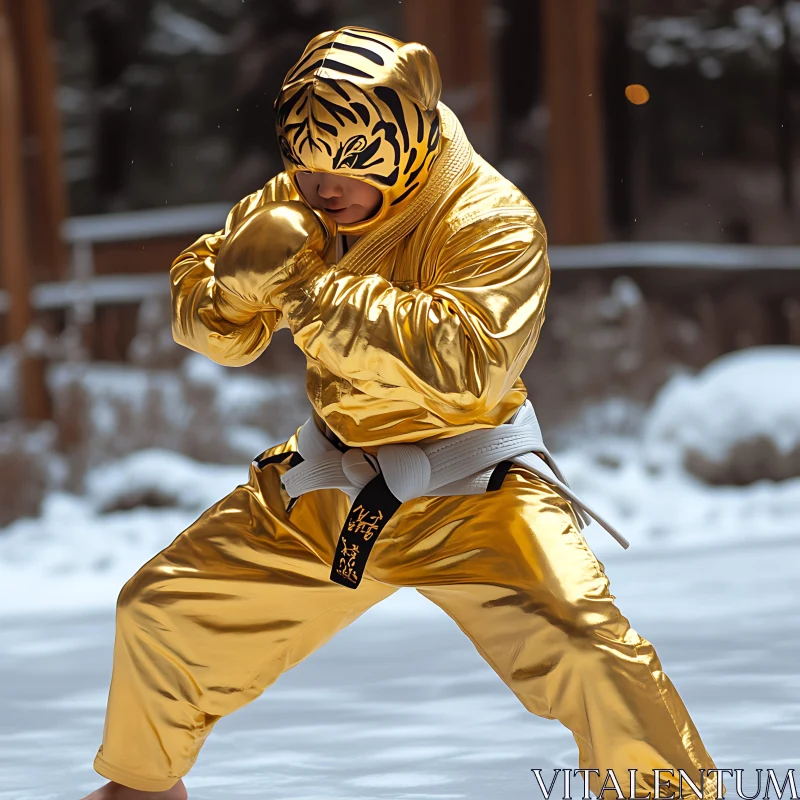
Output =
[{"x1": 94, "y1": 27, "x2": 722, "y2": 798}]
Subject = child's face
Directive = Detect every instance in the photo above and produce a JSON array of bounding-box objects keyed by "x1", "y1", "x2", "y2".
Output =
[{"x1": 295, "y1": 171, "x2": 383, "y2": 227}]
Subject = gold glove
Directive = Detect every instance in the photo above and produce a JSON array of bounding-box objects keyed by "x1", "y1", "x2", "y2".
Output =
[{"x1": 213, "y1": 201, "x2": 335, "y2": 323}]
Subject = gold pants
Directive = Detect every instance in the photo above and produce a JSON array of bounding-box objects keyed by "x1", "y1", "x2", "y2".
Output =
[{"x1": 94, "y1": 430, "x2": 720, "y2": 797}]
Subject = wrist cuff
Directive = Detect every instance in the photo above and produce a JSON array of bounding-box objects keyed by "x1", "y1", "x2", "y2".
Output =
[
  {"x1": 213, "y1": 281, "x2": 264, "y2": 325},
  {"x1": 269, "y1": 250, "x2": 326, "y2": 312}
]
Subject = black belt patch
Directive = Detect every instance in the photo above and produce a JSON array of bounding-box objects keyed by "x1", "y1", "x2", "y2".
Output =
[
  {"x1": 254, "y1": 446, "x2": 516, "y2": 590},
  {"x1": 330, "y1": 471, "x2": 402, "y2": 589}
]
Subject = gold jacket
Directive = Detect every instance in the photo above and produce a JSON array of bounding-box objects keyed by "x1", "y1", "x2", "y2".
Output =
[{"x1": 171, "y1": 106, "x2": 550, "y2": 449}]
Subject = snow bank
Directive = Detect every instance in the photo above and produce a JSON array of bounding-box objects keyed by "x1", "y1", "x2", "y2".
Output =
[
  {"x1": 630, "y1": 3, "x2": 800, "y2": 72},
  {"x1": 642, "y1": 347, "x2": 800, "y2": 484},
  {"x1": 86, "y1": 448, "x2": 250, "y2": 513},
  {"x1": 554, "y1": 437, "x2": 800, "y2": 560},
  {"x1": 0, "y1": 422, "x2": 60, "y2": 528},
  {"x1": 46, "y1": 354, "x2": 306, "y2": 491},
  {"x1": 0, "y1": 452, "x2": 247, "y2": 617}
]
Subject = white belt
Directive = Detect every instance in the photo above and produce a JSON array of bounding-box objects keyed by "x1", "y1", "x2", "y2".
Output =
[{"x1": 280, "y1": 400, "x2": 629, "y2": 549}]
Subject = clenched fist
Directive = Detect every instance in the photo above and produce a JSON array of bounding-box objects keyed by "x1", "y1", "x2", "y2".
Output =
[{"x1": 214, "y1": 201, "x2": 335, "y2": 323}]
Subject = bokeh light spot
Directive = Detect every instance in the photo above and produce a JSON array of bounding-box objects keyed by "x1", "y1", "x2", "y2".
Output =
[{"x1": 625, "y1": 84, "x2": 650, "y2": 105}]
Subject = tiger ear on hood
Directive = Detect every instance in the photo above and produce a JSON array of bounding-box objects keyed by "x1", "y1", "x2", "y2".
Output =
[
  {"x1": 394, "y1": 42, "x2": 442, "y2": 112},
  {"x1": 300, "y1": 29, "x2": 336, "y2": 56}
]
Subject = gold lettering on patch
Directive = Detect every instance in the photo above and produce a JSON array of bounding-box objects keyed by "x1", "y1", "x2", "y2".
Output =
[
  {"x1": 346, "y1": 505, "x2": 384, "y2": 541},
  {"x1": 336, "y1": 537, "x2": 360, "y2": 584}
]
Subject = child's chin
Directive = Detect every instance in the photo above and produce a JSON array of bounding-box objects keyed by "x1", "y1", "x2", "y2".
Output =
[{"x1": 333, "y1": 212, "x2": 361, "y2": 224}]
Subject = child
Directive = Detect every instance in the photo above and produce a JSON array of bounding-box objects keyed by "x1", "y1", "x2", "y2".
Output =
[{"x1": 82, "y1": 27, "x2": 721, "y2": 800}]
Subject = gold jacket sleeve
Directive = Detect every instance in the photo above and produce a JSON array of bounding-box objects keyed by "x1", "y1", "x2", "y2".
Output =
[
  {"x1": 170, "y1": 176, "x2": 293, "y2": 367},
  {"x1": 273, "y1": 213, "x2": 550, "y2": 424}
]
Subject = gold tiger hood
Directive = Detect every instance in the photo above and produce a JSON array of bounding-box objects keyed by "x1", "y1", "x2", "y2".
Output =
[{"x1": 274, "y1": 27, "x2": 443, "y2": 236}]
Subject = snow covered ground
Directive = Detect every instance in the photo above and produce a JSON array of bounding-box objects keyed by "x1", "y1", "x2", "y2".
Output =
[
  {"x1": 1, "y1": 347, "x2": 799, "y2": 799},
  {"x1": 1, "y1": 527, "x2": 798, "y2": 800}
]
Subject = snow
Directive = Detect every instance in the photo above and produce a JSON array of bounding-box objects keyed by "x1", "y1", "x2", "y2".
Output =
[
  {"x1": 0, "y1": 452, "x2": 248, "y2": 618},
  {"x1": 641, "y1": 347, "x2": 800, "y2": 481},
  {"x1": 182, "y1": 354, "x2": 293, "y2": 422},
  {"x1": 630, "y1": 3, "x2": 800, "y2": 71},
  {"x1": 556, "y1": 438, "x2": 800, "y2": 556},
  {"x1": 85, "y1": 449, "x2": 246, "y2": 513},
  {"x1": 146, "y1": 5, "x2": 227, "y2": 57},
  {"x1": 45, "y1": 355, "x2": 301, "y2": 471}
]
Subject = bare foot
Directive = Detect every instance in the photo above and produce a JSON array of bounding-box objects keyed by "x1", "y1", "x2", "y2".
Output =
[{"x1": 80, "y1": 779, "x2": 187, "y2": 800}]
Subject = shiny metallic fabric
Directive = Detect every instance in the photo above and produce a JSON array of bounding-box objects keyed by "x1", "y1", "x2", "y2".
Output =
[
  {"x1": 275, "y1": 27, "x2": 443, "y2": 236},
  {"x1": 213, "y1": 200, "x2": 335, "y2": 323},
  {"x1": 172, "y1": 105, "x2": 545, "y2": 450},
  {"x1": 94, "y1": 434, "x2": 721, "y2": 797}
]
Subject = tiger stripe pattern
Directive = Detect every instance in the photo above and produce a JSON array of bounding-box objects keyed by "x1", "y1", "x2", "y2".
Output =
[{"x1": 274, "y1": 27, "x2": 443, "y2": 234}]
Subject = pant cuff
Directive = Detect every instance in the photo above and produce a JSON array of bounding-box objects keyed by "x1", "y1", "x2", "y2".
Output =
[{"x1": 94, "y1": 753, "x2": 182, "y2": 793}]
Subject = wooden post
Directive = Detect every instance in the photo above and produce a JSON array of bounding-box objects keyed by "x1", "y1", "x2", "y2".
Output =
[
  {"x1": 403, "y1": 0, "x2": 497, "y2": 160},
  {"x1": 7, "y1": 0, "x2": 68, "y2": 280},
  {"x1": 0, "y1": 0, "x2": 50, "y2": 419},
  {"x1": 542, "y1": 0, "x2": 605, "y2": 244}
]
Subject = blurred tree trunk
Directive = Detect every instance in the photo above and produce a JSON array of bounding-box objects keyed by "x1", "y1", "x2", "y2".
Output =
[
  {"x1": 542, "y1": 0, "x2": 606, "y2": 243},
  {"x1": 403, "y1": 0, "x2": 498, "y2": 161},
  {"x1": 6, "y1": 0, "x2": 67, "y2": 282},
  {"x1": 603, "y1": 0, "x2": 634, "y2": 239},
  {"x1": 0, "y1": 0, "x2": 52, "y2": 419}
]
